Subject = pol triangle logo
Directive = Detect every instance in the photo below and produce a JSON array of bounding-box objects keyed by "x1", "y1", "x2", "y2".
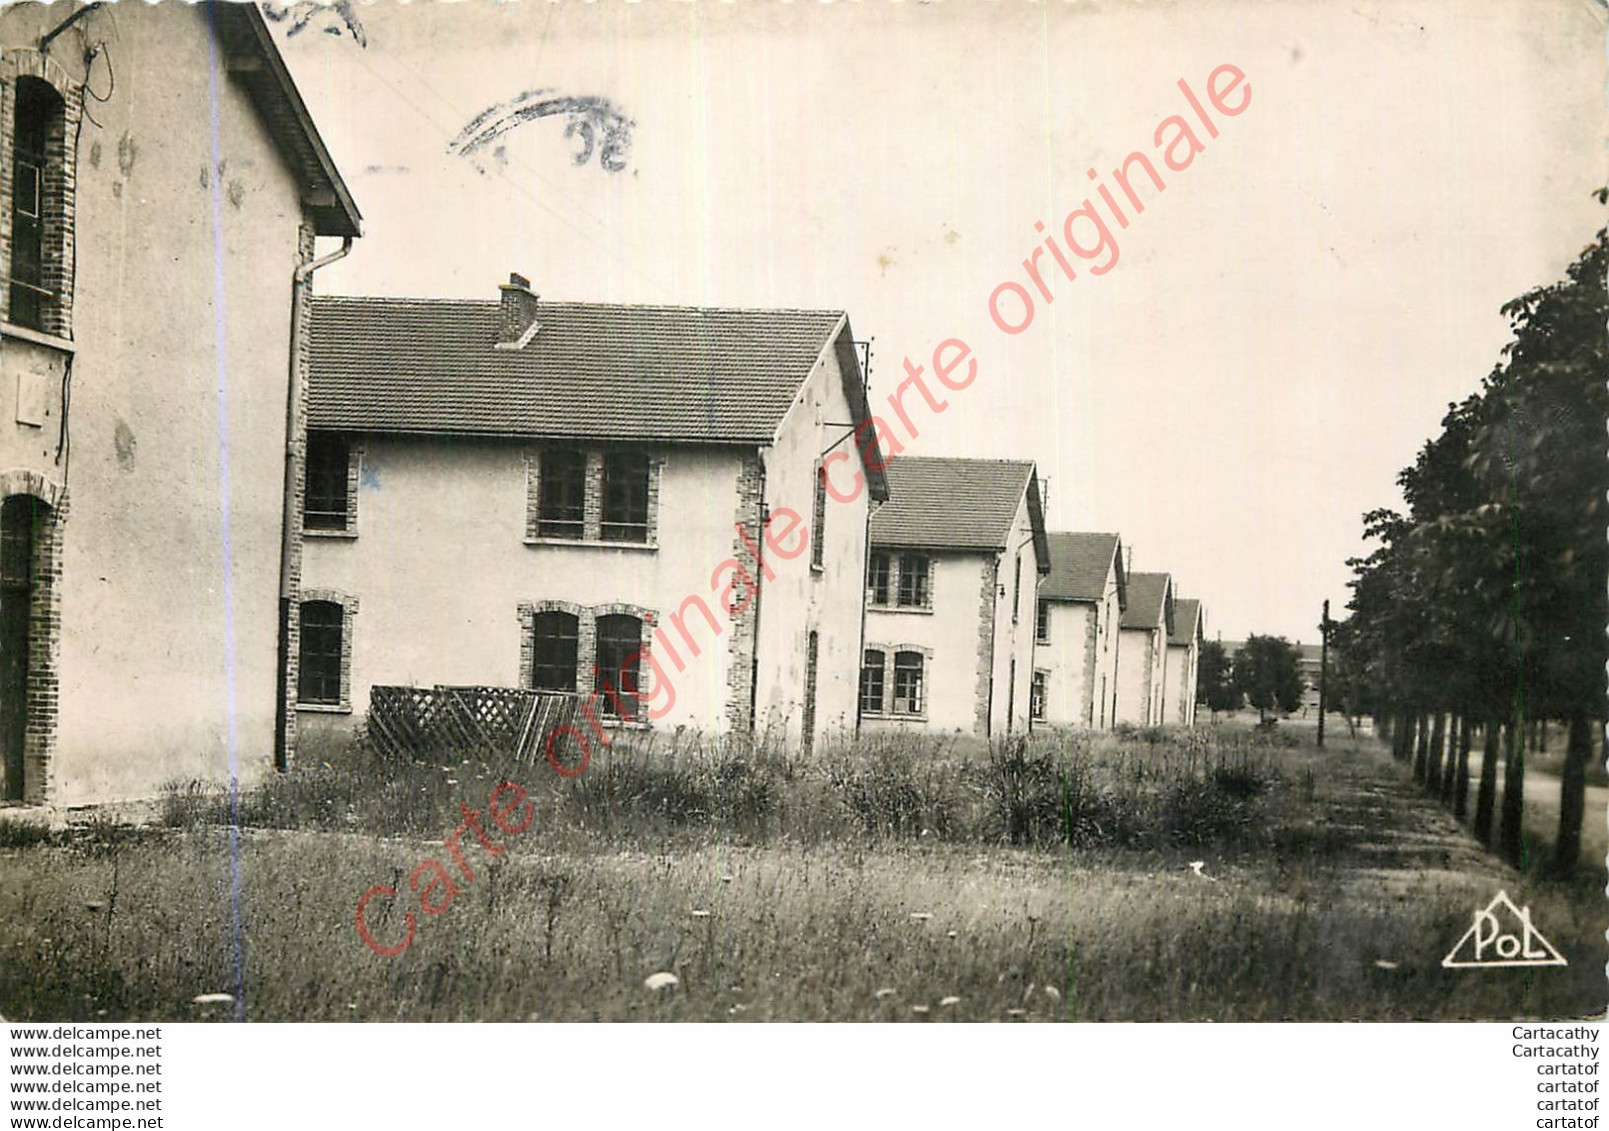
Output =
[{"x1": 1442, "y1": 890, "x2": 1567, "y2": 969}]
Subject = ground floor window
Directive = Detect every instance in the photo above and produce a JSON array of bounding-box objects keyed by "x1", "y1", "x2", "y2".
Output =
[
  {"x1": 298, "y1": 601, "x2": 345, "y2": 706},
  {"x1": 1031, "y1": 670, "x2": 1048, "y2": 721},
  {"x1": 892, "y1": 651, "x2": 924, "y2": 715},
  {"x1": 531, "y1": 610, "x2": 579, "y2": 692},
  {"x1": 594, "y1": 612, "x2": 643, "y2": 719},
  {"x1": 859, "y1": 649, "x2": 885, "y2": 714}
]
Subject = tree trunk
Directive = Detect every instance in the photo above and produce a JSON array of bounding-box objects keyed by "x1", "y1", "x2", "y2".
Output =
[
  {"x1": 1499, "y1": 715, "x2": 1526, "y2": 868},
  {"x1": 1440, "y1": 713, "x2": 1459, "y2": 804},
  {"x1": 1399, "y1": 709, "x2": 1416, "y2": 763},
  {"x1": 1473, "y1": 716, "x2": 1500, "y2": 845},
  {"x1": 1391, "y1": 709, "x2": 1408, "y2": 761},
  {"x1": 1538, "y1": 718, "x2": 1549, "y2": 754},
  {"x1": 1453, "y1": 713, "x2": 1472, "y2": 819},
  {"x1": 1550, "y1": 711, "x2": 1591, "y2": 879},
  {"x1": 1412, "y1": 710, "x2": 1429, "y2": 784},
  {"x1": 1426, "y1": 711, "x2": 1446, "y2": 797}
]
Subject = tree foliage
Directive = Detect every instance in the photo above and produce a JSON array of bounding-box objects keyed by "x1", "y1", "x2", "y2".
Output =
[
  {"x1": 1233, "y1": 635, "x2": 1304, "y2": 720},
  {"x1": 1196, "y1": 639, "x2": 1239, "y2": 714},
  {"x1": 1336, "y1": 193, "x2": 1607, "y2": 875}
]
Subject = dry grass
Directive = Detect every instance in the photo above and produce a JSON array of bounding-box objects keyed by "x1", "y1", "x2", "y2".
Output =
[{"x1": 0, "y1": 726, "x2": 1600, "y2": 1022}]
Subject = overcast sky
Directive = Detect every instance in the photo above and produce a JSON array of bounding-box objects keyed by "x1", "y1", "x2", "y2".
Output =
[{"x1": 272, "y1": 0, "x2": 1607, "y2": 643}]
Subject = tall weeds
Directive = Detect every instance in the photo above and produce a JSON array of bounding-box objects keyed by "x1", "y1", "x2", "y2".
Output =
[{"x1": 160, "y1": 725, "x2": 1283, "y2": 854}]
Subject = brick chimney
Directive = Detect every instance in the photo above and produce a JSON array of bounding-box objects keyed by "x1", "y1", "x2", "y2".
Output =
[{"x1": 497, "y1": 272, "x2": 540, "y2": 347}]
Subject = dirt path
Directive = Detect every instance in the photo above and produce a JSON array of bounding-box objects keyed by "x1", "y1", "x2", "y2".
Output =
[{"x1": 1298, "y1": 734, "x2": 1506, "y2": 895}]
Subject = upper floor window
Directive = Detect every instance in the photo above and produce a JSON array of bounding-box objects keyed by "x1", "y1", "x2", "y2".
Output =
[
  {"x1": 538, "y1": 449, "x2": 587, "y2": 539},
  {"x1": 297, "y1": 600, "x2": 345, "y2": 706},
  {"x1": 1036, "y1": 599, "x2": 1050, "y2": 642},
  {"x1": 305, "y1": 434, "x2": 352, "y2": 532},
  {"x1": 867, "y1": 552, "x2": 890, "y2": 606},
  {"x1": 10, "y1": 78, "x2": 63, "y2": 333},
  {"x1": 810, "y1": 463, "x2": 827, "y2": 570},
  {"x1": 594, "y1": 613, "x2": 643, "y2": 720},
  {"x1": 859, "y1": 649, "x2": 885, "y2": 715},
  {"x1": 601, "y1": 451, "x2": 649, "y2": 543},
  {"x1": 530, "y1": 610, "x2": 579, "y2": 692},
  {"x1": 892, "y1": 650, "x2": 924, "y2": 715},
  {"x1": 897, "y1": 554, "x2": 929, "y2": 608}
]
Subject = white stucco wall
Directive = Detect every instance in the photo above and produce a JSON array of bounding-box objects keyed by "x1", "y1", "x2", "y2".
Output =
[
  {"x1": 1115, "y1": 627, "x2": 1158, "y2": 726},
  {"x1": 987, "y1": 492, "x2": 1040, "y2": 738},
  {"x1": 31, "y1": 6, "x2": 309, "y2": 803},
  {"x1": 300, "y1": 437, "x2": 757, "y2": 749},
  {"x1": 752, "y1": 331, "x2": 870, "y2": 751},
  {"x1": 1036, "y1": 601, "x2": 1092, "y2": 727},
  {"x1": 863, "y1": 552, "x2": 980, "y2": 735},
  {"x1": 1168, "y1": 639, "x2": 1199, "y2": 725},
  {"x1": 1036, "y1": 556, "x2": 1123, "y2": 730}
]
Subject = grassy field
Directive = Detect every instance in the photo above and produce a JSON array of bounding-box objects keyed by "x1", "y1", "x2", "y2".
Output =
[{"x1": 0, "y1": 725, "x2": 1600, "y2": 1022}]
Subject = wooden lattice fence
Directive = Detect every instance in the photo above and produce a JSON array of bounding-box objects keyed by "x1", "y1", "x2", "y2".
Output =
[{"x1": 366, "y1": 685, "x2": 580, "y2": 767}]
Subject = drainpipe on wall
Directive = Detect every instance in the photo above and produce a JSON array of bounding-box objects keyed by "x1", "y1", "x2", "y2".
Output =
[
  {"x1": 748, "y1": 452, "x2": 767, "y2": 738},
  {"x1": 856, "y1": 500, "x2": 876, "y2": 734},
  {"x1": 274, "y1": 234, "x2": 354, "y2": 772},
  {"x1": 983, "y1": 553, "x2": 998, "y2": 741}
]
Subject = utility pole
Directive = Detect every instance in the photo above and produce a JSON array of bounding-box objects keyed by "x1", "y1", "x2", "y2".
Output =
[{"x1": 1317, "y1": 599, "x2": 1331, "y2": 749}]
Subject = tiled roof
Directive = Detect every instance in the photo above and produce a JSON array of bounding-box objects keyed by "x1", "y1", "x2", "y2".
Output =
[
  {"x1": 307, "y1": 296, "x2": 850, "y2": 445},
  {"x1": 869, "y1": 457, "x2": 1044, "y2": 559},
  {"x1": 1169, "y1": 598, "x2": 1202, "y2": 646},
  {"x1": 1121, "y1": 571, "x2": 1172, "y2": 631},
  {"x1": 1041, "y1": 532, "x2": 1122, "y2": 603}
]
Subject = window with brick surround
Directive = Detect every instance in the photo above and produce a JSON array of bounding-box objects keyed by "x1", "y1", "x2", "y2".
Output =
[
  {"x1": 867, "y1": 552, "x2": 890, "y2": 606},
  {"x1": 305, "y1": 435, "x2": 352, "y2": 532},
  {"x1": 859, "y1": 649, "x2": 885, "y2": 714},
  {"x1": 892, "y1": 651, "x2": 924, "y2": 715},
  {"x1": 538, "y1": 448, "x2": 587, "y2": 539},
  {"x1": 297, "y1": 601, "x2": 345, "y2": 706},
  {"x1": 9, "y1": 78, "x2": 62, "y2": 333},
  {"x1": 810, "y1": 463, "x2": 827, "y2": 570},
  {"x1": 1036, "y1": 599, "x2": 1050, "y2": 643},
  {"x1": 594, "y1": 613, "x2": 643, "y2": 720},
  {"x1": 897, "y1": 554, "x2": 929, "y2": 608},
  {"x1": 530, "y1": 610, "x2": 579, "y2": 692},
  {"x1": 601, "y1": 451, "x2": 650, "y2": 543}
]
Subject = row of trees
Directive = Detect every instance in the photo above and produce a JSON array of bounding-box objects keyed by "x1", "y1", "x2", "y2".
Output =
[
  {"x1": 1197, "y1": 634, "x2": 1305, "y2": 723},
  {"x1": 1331, "y1": 192, "x2": 1607, "y2": 878}
]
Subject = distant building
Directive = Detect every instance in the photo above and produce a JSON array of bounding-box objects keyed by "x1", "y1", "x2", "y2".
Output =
[
  {"x1": 1165, "y1": 598, "x2": 1204, "y2": 725},
  {"x1": 1295, "y1": 641, "x2": 1325, "y2": 712},
  {"x1": 1221, "y1": 637, "x2": 1326, "y2": 716},
  {"x1": 862, "y1": 457, "x2": 1048, "y2": 738},
  {"x1": 1115, "y1": 572, "x2": 1174, "y2": 726},
  {"x1": 1034, "y1": 532, "x2": 1127, "y2": 729}
]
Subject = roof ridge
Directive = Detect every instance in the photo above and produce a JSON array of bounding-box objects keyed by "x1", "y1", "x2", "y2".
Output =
[{"x1": 310, "y1": 293, "x2": 847, "y2": 318}]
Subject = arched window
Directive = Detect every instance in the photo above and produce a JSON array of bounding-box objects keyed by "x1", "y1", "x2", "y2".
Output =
[
  {"x1": 297, "y1": 600, "x2": 345, "y2": 706},
  {"x1": 892, "y1": 651, "x2": 924, "y2": 715},
  {"x1": 594, "y1": 613, "x2": 643, "y2": 719},
  {"x1": 10, "y1": 77, "x2": 64, "y2": 333},
  {"x1": 531, "y1": 610, "x2": 579, "y2": 692}
]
